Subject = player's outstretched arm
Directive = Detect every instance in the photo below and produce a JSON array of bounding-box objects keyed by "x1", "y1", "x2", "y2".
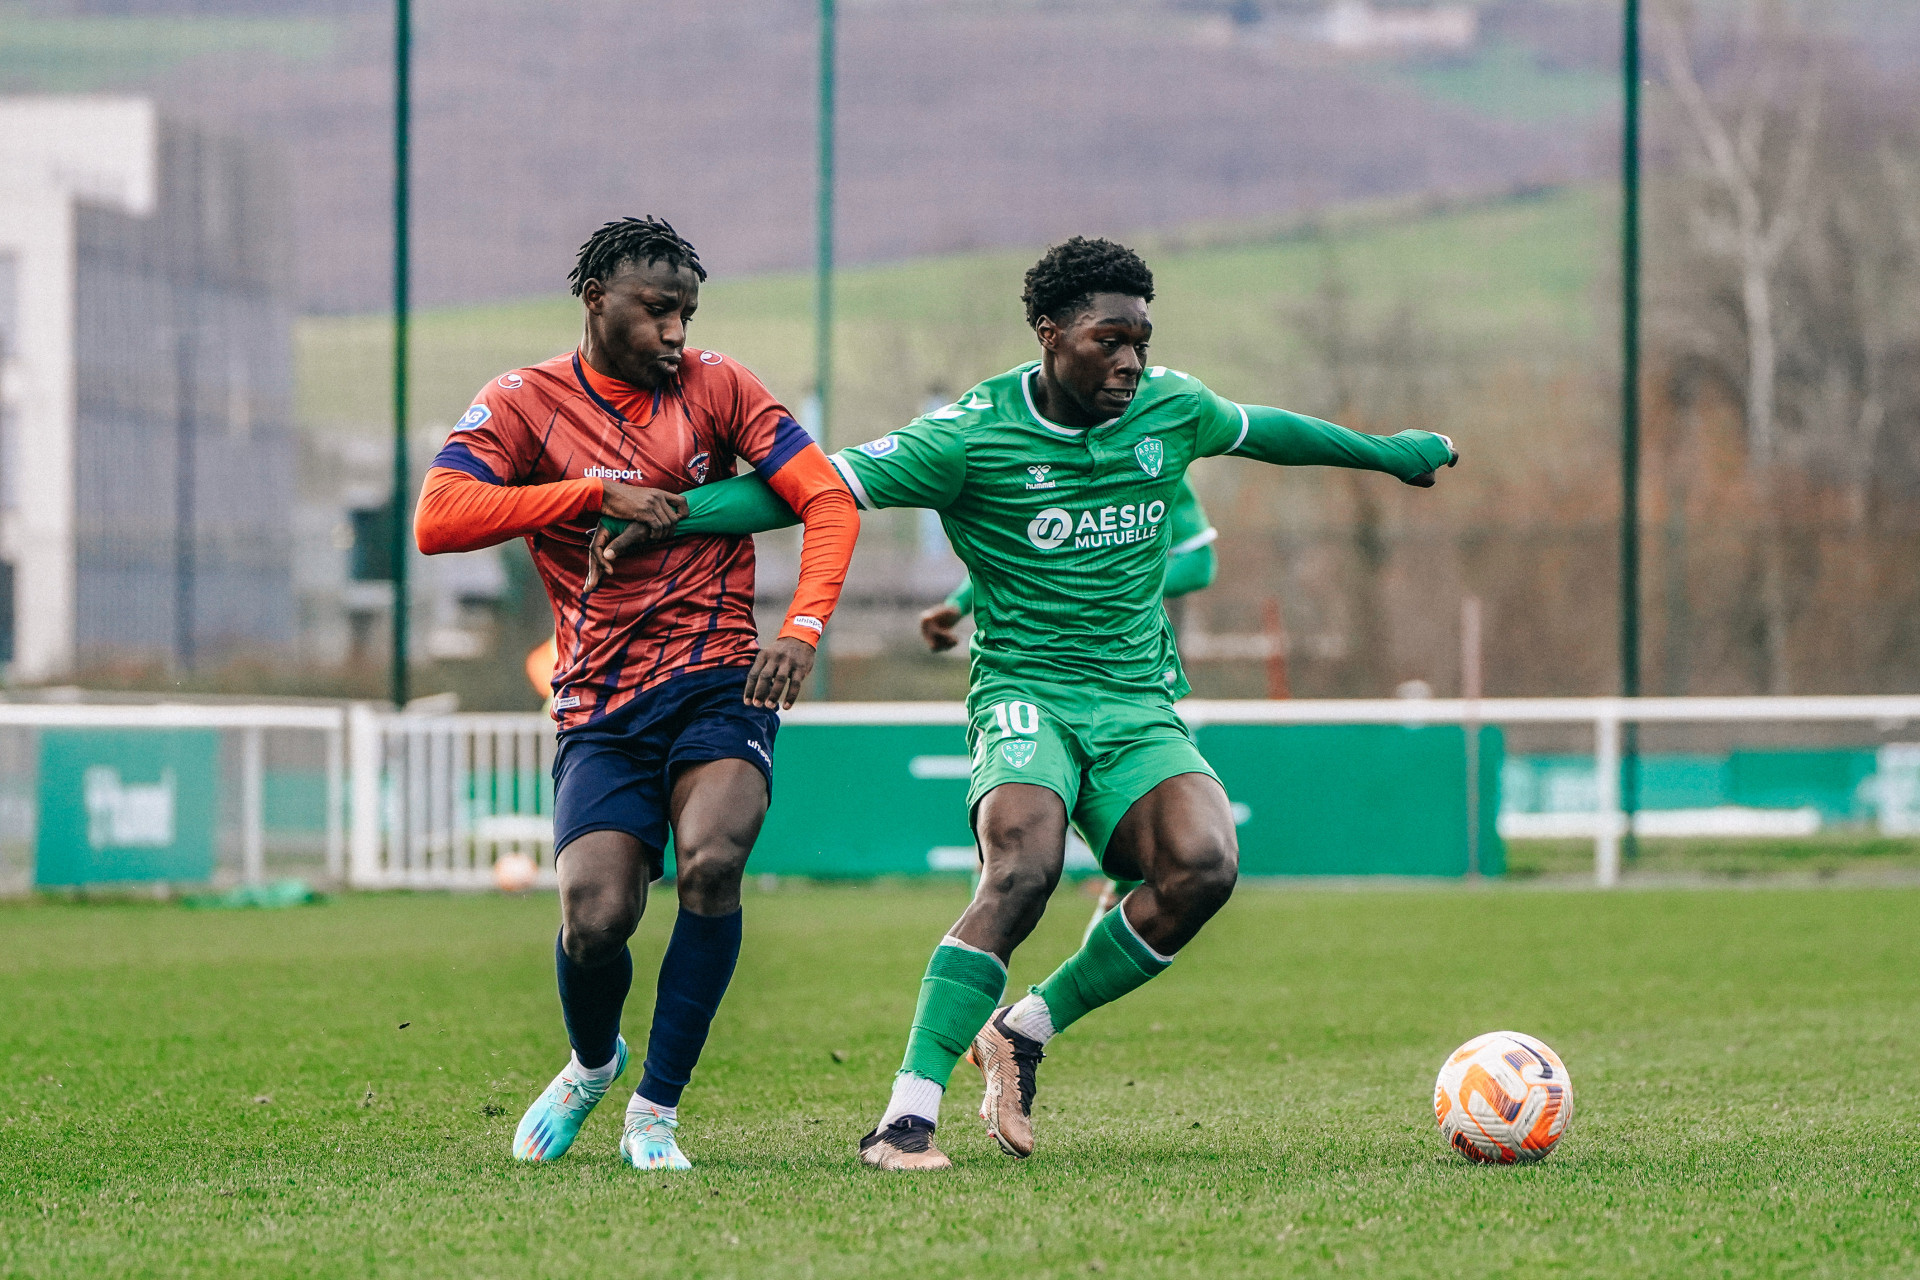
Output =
[
  {"x1": 1227, "y1": 404, "x2": 1458, "y2": 486},
  {"x1": 415, "y1": 467, "x2": 677, "y2": 555},
  {"x1": 598, "y1": 471, "x2": 802, "y2": 548}
]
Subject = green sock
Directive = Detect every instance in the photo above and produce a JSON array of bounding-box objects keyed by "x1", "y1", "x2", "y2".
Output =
[
  {"x1": 898, "y1": 940, "x2": 1007, "y2": 1085},
  {"x1": 1034, "y1": 904, "x2": 1171, "y2": 1034}
]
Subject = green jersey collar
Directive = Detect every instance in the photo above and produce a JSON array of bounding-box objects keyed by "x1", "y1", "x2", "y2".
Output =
[{"x1": 1019, "y1": 366, "x2": 1126, "y2": 439}]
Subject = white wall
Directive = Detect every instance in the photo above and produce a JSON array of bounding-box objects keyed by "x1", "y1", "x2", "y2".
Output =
[{"x1": 0, "y1": 97, "x2": 156, "y2": 680}]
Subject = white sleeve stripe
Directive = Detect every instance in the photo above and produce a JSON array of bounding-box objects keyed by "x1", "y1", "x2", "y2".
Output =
[
  {"x1": 827, "y1": 452, "x2": 871, "y2": 510},
  {"x1": 1227, "y1": 403, "x2": 1251, "y2": 455},
  {"x1": 1168, "y1": 527, "x2": 1219, "y2": 556}
]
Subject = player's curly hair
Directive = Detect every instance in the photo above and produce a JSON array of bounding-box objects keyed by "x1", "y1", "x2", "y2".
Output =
[
  {"x1": 1021, "y1": 236, "x2": 1154, "y2": 329},
  {"x1": 568, "y1": 216, "x2": 707, "y2": 296}
]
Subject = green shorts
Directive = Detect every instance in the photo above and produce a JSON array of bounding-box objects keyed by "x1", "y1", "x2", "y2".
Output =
[{"x1": 965, "y1": 678, "x2": 1218, "y2": 871}]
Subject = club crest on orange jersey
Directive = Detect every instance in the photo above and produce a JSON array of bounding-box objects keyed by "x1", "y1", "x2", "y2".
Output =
[{"x1": 688, "y1": 452, "x2": 710, "y2": 484}]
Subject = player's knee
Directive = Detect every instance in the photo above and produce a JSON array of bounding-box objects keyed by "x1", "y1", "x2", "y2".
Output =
[
  {"x1": 673, "y1": 839, "x2": 749, "y2": 903},
  {"x1": 976, "y1": 808, "x2": 1063, "y2": 866},
  {"x1": 979, "y1": 854, "x2": 1061, "y2": 909},
  {"x1": 561, "y1": 891, "x2": 639, "y2": 966},
  {"x1": 1159, "y1": 837, "x2": 1238, "y2": 916}
]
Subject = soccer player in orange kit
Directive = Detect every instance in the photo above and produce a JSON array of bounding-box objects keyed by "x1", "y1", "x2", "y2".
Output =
[{"x1": 415, "y1": 217, "x2": 858, "y2": 1170}]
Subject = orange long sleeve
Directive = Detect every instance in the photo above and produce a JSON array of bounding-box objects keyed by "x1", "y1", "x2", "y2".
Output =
[
  {"x1": 414, "y1": 467, "x2": 602, "y2": 555},
  {"x1": 761, "y1": 445, "x2": 859, "y2": 647}
]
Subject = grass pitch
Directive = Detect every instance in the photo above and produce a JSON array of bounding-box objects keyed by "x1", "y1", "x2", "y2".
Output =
[{"x1": 4, "y1": 881, "x2": 1916, "y2": 1278}]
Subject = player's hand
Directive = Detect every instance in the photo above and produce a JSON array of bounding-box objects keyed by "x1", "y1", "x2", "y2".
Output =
[
  {"x1": 742, "y1": 636, "x2": 816, "y2": 710},
  {"x1": 1403, "y1": 433, "x2": 1459, "y2": 488},
  {"x1": 585, "y1": 483, "x2": 688, "y2": 589},
  {"x1": 601, "y1": 482, "x2": 687, "y2": 540},
  {"x1": 918, "y1": 603, "x2": 963, "y2": 653}
]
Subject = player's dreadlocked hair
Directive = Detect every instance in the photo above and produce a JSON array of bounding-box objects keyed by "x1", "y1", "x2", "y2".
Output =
[
  {"x1": 1021, "y1": 236, "x2": 1154, "y2": 329},
  {"x1": 568, "y1": 216, "x2": 707, "y2": 296}
]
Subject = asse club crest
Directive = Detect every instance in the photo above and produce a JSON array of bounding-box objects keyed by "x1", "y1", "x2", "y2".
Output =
[
  {"x1": 1000, "y1": 740, "x2": 1037, "y2": 769},
  {"x1": 1134, "y1": 436, "x2": 1164, "y2": 478}
]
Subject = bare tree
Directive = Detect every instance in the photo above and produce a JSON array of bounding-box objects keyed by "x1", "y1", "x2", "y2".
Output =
[
  {"x1": 1652, "y1": 1, "x2": 1826, "y2": 693},
  {"x1": 1653, "y1": 1, "x2": 1823, "y2": 468}
]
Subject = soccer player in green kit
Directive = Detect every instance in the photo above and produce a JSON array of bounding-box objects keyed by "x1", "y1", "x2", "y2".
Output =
[
  {"x1": 595, "y1": 237, "x2": 1456, "y2": 1169},
  {"x1": 918, "y1": 476, "x2": 1218, "y2": 937}
]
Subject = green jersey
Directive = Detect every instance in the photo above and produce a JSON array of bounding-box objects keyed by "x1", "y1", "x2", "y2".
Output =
[
  {"x1": 656, "y1": 361, "x2": 1451, "y2": 703},
  {"x1": 820, "y1": 361, "x2": 1449, "y2": 702},
  {"x1": 943, "y1": 474, "x2": 1214, "y2": 617}
]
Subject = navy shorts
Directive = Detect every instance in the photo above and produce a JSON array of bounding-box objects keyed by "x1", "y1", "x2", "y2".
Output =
[{"x1": 551, "y1": 665, "x2": 778, "y2": 861}]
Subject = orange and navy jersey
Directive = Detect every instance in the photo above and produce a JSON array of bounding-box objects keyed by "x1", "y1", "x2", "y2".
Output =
[{"x1": 414, "y1": 348, "x2": 857, "y2": 730}]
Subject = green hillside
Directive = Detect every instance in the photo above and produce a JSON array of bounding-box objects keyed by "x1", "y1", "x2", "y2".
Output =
[{"x1": 296, "y1": 185, "x2": 1607, "y2": 448}]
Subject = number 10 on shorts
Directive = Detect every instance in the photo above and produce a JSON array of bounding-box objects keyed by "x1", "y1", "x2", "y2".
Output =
[{"x1": 991, "y1": 701, "x2": 1040, "y2": 737}]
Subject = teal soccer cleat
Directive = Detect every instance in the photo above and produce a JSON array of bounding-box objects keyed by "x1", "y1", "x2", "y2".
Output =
[
  {"x1": 620, "y1": 1108, "x2": 693, "y2": 1170},
  {"x1": 512, "y1": 1037, "x2": 628, "y2": 1162}
]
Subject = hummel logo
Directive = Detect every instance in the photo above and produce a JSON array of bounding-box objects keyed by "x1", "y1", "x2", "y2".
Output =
[{"x1": 1025, "y1": 464, "x2": 1057, "y2": 491}]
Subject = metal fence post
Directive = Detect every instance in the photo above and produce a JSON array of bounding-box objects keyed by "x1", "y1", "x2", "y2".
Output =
[
  {"x1": 1594, "y1": 705, "x2": 1621, "y2": 887},
  {"x1": 241, "y1": 725, "x2": 264, "y2": 885},
  {"x1": 324, "y1": 714, "x2": 345, "y2": 883},
  {"x1": 349, "y1": 703, "x2": 382, "y2": 887}
]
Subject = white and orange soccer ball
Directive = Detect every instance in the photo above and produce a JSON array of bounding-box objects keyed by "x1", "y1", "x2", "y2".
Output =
[
  {"x1": 492, "y1": 852, "x2": 539, "y2": 894},
  {"x1": 1433, "y1": 1031, "x2": 1573, "y2": 1164}
]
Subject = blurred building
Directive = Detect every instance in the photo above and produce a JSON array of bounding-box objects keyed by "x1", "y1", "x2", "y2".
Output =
[
  {"x1": 0, "y1": 97, "x2": 295, "y2": 681},
  {"x1": 1303, "y1": 2, "x2": 1477, "y2": 53}
]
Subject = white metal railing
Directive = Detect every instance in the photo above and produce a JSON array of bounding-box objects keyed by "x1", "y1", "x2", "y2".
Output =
[
  {"x1": 1176, "y1": 696, "x2": 1920, "y2": 886},
  {"x1": 347, "y1": 705, "x2": 555, "y2": 889},
  {"x1": 340, "y1": 695, "x2": 1920, "y2": 891},
  {"x1": 0, "y1": 702, "x2": 346, "y2": 884}
]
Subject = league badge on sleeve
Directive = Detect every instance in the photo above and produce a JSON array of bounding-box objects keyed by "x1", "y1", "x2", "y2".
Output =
[{"x1": 456, "y1": 404, "x2": 492, "y2": 432}]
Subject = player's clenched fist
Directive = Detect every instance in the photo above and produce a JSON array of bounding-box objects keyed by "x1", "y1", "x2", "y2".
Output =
[
  {"x1": 1402, "y1": 433, "x2": 1459, "y2": 488},
  {"x1": 742, "y1": 636, "x2": 816, "y2": 710},
  {"x1": 918, "y1": 603, "x2": 963, "y2": 653}
]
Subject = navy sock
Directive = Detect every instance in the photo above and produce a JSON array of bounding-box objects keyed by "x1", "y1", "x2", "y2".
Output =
[
  {"x1": 636, "y1": 907, "x2": 743, "y2": 1108},
  {"x1": 554, "y1": 931, "x2": 632, "y2": 1071}
]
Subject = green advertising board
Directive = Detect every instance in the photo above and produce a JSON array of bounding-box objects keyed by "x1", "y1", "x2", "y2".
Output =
[
  {"x1": 751, "y1": 723, "x2": 978, "y2": 876},
  {"x1": 1195, "y1": 723, "x2": 1503, "y2": 877},
  {"x1": 34, "y1": 729, "x2": 220, "y2": 887},
  {"x1": 741, "y1": 720, "x2": 1502, "y2": 879}
]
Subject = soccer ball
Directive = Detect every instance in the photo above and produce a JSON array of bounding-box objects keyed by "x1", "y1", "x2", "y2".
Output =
[
  {"x1": 1433, "y1": 1031, "x2": 1573, "y2": 1164},
  {"x1": 492, "y1": 852, "x2": 538, "y2": 893}
]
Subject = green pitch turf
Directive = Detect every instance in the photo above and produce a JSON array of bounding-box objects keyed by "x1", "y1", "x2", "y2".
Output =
[{"x1": 4, "y1": 882, "x2": 1916, "y2": 1278}]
